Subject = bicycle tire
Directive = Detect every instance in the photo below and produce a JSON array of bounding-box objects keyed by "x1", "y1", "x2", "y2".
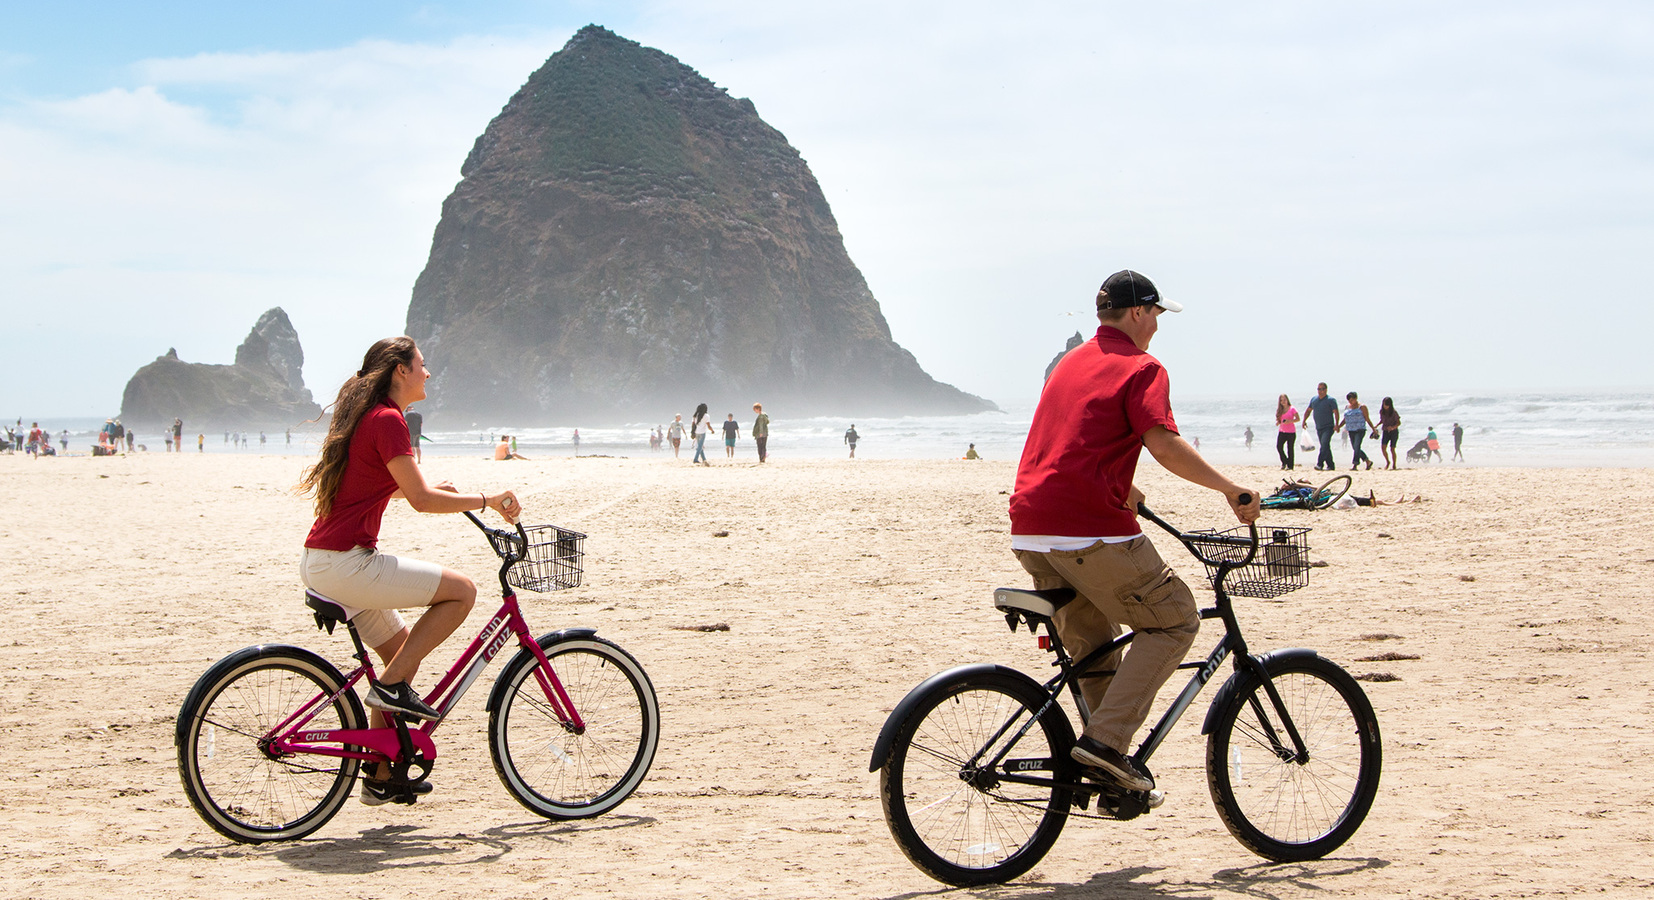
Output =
[
  {"x1": 1308, "y1": 474, "x2": 1352, "y2": 510},
  {"x1": 488, "y1": 635, "x2": 658, "y2": 819},
  {"x1": 175, "y1": 645, "x2": 365, "y2": 842},
  {"x1": 878, "y1": 669, "x2": 1076, "y2": 886},
  {"x1": 1206, "y1": 654, "x2": 1381, "y2": 860}
]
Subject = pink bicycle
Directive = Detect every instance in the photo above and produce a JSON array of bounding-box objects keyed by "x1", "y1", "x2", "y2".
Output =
[{"x1": 175, "y1": 513, "x2": 659, "y2": 842}]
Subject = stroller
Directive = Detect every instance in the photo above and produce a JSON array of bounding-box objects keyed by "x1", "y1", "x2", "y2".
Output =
[
  {"x1": 1405, "y1": 439, "x2": 1430, "y2": 463},
  {"x1": 1260, "y1": 475, "x2": 1353, "y2": 510}
]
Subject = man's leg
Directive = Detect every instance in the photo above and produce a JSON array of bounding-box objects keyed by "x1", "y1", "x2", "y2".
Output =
[
  {"x1": 1045, "y1": 538, "x2": 1199, "y2": 754},
  {"x1": 1015, "y1": 549, "x2": 1120, "y2": 721},
  {"x1": 1317, "y1": 427, "x2": 1335, "y2": 470}
]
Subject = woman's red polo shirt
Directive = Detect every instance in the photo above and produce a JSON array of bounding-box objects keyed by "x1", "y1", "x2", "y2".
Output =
[{"x1": 305, "y1": 400, "x2": 414, "y2": 551}]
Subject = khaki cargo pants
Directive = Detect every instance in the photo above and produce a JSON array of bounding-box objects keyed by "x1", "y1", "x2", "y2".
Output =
[{"x1": 1015, "y1": 536, "x2": 1199, "y2": 753}]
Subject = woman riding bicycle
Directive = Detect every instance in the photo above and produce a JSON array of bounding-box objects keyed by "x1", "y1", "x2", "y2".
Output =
[{"x1": 296, "y1": 336, "x2": 520, "y2": 801}]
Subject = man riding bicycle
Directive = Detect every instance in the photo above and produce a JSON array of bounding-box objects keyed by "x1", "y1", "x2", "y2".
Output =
[{"x1": 1009, "y1": 270, "x2": 1259, "y2": 794}]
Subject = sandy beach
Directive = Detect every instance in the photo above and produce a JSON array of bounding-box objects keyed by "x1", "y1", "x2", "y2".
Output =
[{"x1": 2, "y1": 450, "x2": 1651, "y2": 899}]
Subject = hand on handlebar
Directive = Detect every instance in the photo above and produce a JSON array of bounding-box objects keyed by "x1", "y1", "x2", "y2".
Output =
[
  {"x1": 486, "y1": 490, "x2": 522, "y2": 525},
  {"x1": 1228, "y1": 488, "x2": 1261, "y2": 524}
]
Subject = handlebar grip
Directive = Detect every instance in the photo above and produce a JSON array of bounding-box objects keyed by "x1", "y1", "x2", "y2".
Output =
[{"x1": 1238, "y1": 492, "x2": 1253, "y2": 505}]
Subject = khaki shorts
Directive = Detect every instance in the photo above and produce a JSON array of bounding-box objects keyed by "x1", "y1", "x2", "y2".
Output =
[{"x1": 300, "y1": 546, "x2": 443, "y2": 648}]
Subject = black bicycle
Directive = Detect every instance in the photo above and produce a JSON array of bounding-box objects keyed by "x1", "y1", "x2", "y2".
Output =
[{"x1": 870, "y1": 502, "x2": 1382, "y2": 886}]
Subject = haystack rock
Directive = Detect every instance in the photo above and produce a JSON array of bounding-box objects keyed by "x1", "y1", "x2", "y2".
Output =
[
  {"x1": 1045, "y1": 331, "x2": 1086, "y2": 381},
  {"x1": 404, "y1": 25, "x2": 994, "y2": 424},
  {"x1": 120, "y1": 308, "x2": 322, "y2": 430}
]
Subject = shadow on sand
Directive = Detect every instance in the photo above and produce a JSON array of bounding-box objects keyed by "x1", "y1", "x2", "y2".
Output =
[
  {"x1": 879, "y1": 857, "x2": 1391, "y2": 900},
  {"x1": 166, "y1": 815, "x2": 658, "y2": 875}
]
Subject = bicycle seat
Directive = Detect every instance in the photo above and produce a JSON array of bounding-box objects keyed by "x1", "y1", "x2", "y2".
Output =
[
  {"x1": 993, "y1": 587, "x2": 1076, "y2": 619},
  {"x1": 304, "y1": 590, "x2": 356, "y2": 634}
]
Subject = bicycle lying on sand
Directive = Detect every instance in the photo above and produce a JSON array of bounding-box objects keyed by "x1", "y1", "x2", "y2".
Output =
[
  {"x1": 176, "y1": 513, "x2": 659, "y2": 842},
  {"x1": 870, "y1": 500, "x2": 1382, "y2": 886}
]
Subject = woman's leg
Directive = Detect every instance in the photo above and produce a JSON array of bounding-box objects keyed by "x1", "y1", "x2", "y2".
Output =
[
  {"x1": 1277, "y1": 431, "x2": 1292, "y2": 469},
  {"x1": 1350, "y1": 430, "x2": 1368, "y2": 468},
  {"x1": 380, "y1": 568, "x2": 476, "y2": 687}
]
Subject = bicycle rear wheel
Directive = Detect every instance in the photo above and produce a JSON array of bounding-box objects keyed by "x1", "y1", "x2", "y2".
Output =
[
  {"x1": 175, "y1": 646, "x2": 365, "y2": 842},
  {"x1": 878, "y1": 669, "x2": 1076, "y2": 886},
  {"x1": 1206, "y1": 655, "x2": 1381, "y2": 860},
  {"x1": 488, "y1": 635, "x2": 658, "y2": 819}
]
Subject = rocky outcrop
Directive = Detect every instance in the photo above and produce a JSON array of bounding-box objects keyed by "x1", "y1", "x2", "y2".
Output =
[
  {"x1": 120, "y1": 308, "x2": 322, "y2": 430},
  {"x1": 1045, "y1": 331, "x2": 1086, "y2": 381},
  {"x1": 404, "y1": 25, "x2": 994, "y2": 423}
]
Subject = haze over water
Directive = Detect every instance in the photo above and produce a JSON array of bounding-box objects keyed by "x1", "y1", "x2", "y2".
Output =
[{"x1": 33, "y1": 390, "x2": 1648, "y2": 467}]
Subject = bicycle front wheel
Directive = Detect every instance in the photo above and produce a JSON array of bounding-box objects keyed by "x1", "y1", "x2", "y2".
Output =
[
  {"x1": 1206, "y1": 655, "x2": 1381, "y2": 860},
  {"x1": 489, "y1": 635, "x2": 658, "y2": 819},
  {"x1": 878, "y1": 669, "x2": 1075, "y2": 887},
  {"x1": 175, "y1": 646, "x2": 365, "y2": 842}
]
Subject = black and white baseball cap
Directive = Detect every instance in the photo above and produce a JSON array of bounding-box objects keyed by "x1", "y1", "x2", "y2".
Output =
[{"x1": 1096, "y1": 270, "x2": 1183, "y2": 312}]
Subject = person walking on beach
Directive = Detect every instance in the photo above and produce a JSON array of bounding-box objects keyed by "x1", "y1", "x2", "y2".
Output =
[
  {"x1": 1336, "y1": 391, "x2": 1376, "y2": 470},
  {"x1": 572, "y1": 429, "x2": 581, "y2": 456},
  {"x1": 845, "y1": 425, "x2": 859, "y2": 458},
  {"x1": 173, "y1": 417, "x2": 183, "y2": 454},
  {"x1": 722, "y1": 414, "x2": 739, "y2": 458},
  {"x1": 1377, "y1": 397, "x2": 1401, "y2": 469},
  {"x1": 691, "y1": 403, "x2": 712, "y2": 465},
  {"x1": 1426, "y1": 426, "x2": 1443, "y2": 463},
  {"x1": 405, "y1": 406, "x2": 423, "y2": 463},
  {"x1": 667, "y1": 415, "x2": 685, "y2": 458},
  {"x1": 1302, "y1": 383, "x2": 1339, "y2": 471},
  {"x1": 1244, "y1": 426, "x2": 1253, "y2": 451},
  {"x1": 1011, "y1": 269, "x2": 1259, "y2": 795},
  {"x1": 297, "y1": 336, "x2": 521, "y2": 805},
  {"x1": 1275, "y1": 394, "x2": 1298, "y2": 470},
  {"x1": 1452, "y1": 423, "x2": 1465, "y2": 461},
  {"x1": 198, "y1": 433, "x2": 204, "y2": 452},
  {"x1": 751, "y1": 403, "x2": 769, "y2": 463}
]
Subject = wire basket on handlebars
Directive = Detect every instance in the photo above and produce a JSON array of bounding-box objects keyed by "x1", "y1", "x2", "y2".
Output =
[
  {"x1": 1185, "y1": 525, "x2": 1311, "y2": 599},
  {"x1": 497, "y1": 524, "x2": 586, "y2": 592}
]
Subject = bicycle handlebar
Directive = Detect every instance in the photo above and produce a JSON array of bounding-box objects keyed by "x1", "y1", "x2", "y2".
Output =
[
  {"x1": 1136, "y1": 497, "x2": 1260, "y2": 571},
  {"x1": 462, "y1": 510, "x2": 529, "y2": 565}
]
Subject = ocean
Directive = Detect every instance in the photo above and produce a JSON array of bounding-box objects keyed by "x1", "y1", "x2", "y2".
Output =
[{"x1": 19, "y1": 390, "x2": 1652, "y2": 467}]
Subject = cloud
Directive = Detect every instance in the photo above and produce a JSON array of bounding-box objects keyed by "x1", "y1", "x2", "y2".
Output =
[{"x1": 1, "y1": 33, "x2": 566, "y2": 415}]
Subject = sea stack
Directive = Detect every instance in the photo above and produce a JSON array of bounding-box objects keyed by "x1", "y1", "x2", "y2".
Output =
[
  {"x1": 404, "y1": 25, "x2": 994, "y2": 424},
  {"x1": 119, "y1": 308, "x2": 322, "y2": 430}
]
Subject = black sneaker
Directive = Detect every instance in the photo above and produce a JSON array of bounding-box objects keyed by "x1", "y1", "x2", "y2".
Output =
[
  {"x1": 360, "y1": 777, "x2": 434, "y2": 807},
  {"x1": 365, "y1": 681, "x2": 441, "y2": 721},
  {"x1": 1071, "y1": 735, "x2": 1154, "y2": 792}
]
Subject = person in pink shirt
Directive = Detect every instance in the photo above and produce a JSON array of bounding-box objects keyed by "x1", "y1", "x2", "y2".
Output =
[{"x1": 1275, "y1": 394, "x2": 1298, "y2": 470}]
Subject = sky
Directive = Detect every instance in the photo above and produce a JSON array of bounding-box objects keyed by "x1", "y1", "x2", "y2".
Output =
[{"x1": 3, "y1": 1, "x2": 1652, "y2": 418}]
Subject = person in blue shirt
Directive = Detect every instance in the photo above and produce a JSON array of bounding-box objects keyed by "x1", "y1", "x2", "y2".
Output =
[{"x1": 1300, "y1": 383, "x2": 1341, "y2": 471}]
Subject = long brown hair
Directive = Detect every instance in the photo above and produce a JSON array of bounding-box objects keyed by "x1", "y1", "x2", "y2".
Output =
[
  {"x1": 1276, "y1": 393, "x2": 1291, "y2": 420},
  {"x1": 297, "y1": 336, "x2": 418, "y2": 518}
]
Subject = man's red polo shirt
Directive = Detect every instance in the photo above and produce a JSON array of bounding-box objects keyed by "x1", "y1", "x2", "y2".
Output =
[{"x1": 1010, "y1": 326, "x2": 1178, "y2": 538}]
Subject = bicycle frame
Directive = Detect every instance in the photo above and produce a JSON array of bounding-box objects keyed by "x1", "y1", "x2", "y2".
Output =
[
  {"x1": 971, "y1": 507, "x2": 1310, "y2": 797},
  {"x1": 264, "y1": 514, "x2": 586, "y2": 767}
]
